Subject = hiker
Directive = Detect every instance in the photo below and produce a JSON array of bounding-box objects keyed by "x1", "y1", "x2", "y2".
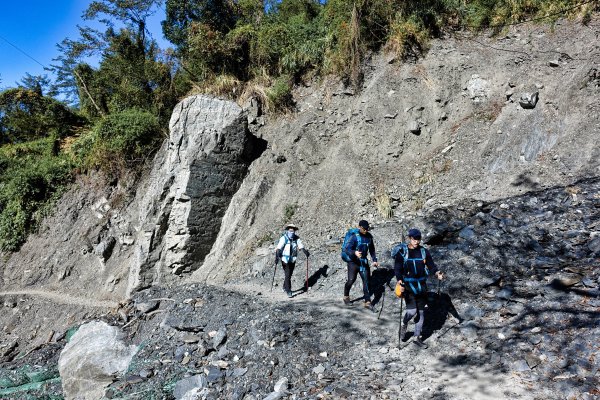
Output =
[
  {"x1": 275, "y1": 224, "x2": 310, "y2": 298},
  {"x1": 342, "y1": 220, "x2": 379, "y2": 309},
  {"x1": 394, "y1": 228, "x2": 444, "y2": 348}
]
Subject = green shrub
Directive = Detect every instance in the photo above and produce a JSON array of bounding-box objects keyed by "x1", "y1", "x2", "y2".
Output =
[
  {"x1": 284, "y1": 203, "x2": 297, "y2": 221},
  {"x1": 73, "y1": 108, "x2": 162, "y2": 173},
  {"x1": 267, "y1": 76, "x2": 294, "y2": 112},
  {"x1": 0, "y1": 138, "x2": 75, "y2": 251}
]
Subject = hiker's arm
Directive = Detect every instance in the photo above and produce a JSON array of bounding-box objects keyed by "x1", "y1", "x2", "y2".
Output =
[
  {"x1": 394, "y1": 253, "x2": 404, "y2": 282},
  {"x1": 275, "y1": 237, "x2": 284, "y2": 263},
  {"x1": 298, "y1": 240, "x2": 310, "y2": 257},
  {"x1": 368, "y1": 240, "x2": 378, "y2": 265},
  {"x1": 425, "y1": 249, "x2": 443, "y2": 279}
]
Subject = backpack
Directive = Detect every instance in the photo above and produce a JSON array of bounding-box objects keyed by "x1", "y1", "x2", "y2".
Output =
[
  {"x1": 341, "y1": 228, "x2": 369, "y2": 262},
  {"x1": 391, "y1": 243, "x2": 429, "y2": 294},
  {"x1": 278, "y1": 233, "x2": 298, "y2": 262}
]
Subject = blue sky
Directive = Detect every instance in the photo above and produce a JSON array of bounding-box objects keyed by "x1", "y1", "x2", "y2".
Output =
[{"x1": 0, "y1": 0, "x2": 168, "y2": 90}]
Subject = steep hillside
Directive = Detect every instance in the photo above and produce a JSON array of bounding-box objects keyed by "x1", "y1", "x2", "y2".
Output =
[
  {"x1": 194, "y1": 18, "x2": 600, "y2": 282},
  {"x1": 0, "y1": 17, "x2": 599, "y2": 400}
]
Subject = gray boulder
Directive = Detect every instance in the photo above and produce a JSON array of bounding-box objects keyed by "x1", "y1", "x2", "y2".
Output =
[{"x1": 58, "y1": 321, "x2": 137, "y2": 400}]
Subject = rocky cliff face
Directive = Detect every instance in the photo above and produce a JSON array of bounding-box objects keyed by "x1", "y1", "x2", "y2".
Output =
[{"x1": 192, "y1": 19, "x2": 600, "y2": 283}]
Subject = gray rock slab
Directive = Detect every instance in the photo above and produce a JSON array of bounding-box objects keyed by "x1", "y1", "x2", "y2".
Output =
[{"x1": 58, "y1": 321, "x2": 137, "y2": 400}]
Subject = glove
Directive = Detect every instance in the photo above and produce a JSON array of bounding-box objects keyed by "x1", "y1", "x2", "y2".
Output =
[
  {"x1": 275, "y1": 256, "x2": 280, "y2": 265},
  {"x1": 303, "y1": 249, "x2": 310, "y2": 257}
]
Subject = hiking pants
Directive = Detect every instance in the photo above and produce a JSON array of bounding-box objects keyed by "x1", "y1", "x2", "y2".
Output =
[
  {"x1": 282, "y1": 262, "x2": 295, "y2": 292},
  {"x1": 344, "y1": 261, "x2": 370, "y2": 301},
  {"x1": 403, "y1": 292, "x2": 428, "y2": 337}
]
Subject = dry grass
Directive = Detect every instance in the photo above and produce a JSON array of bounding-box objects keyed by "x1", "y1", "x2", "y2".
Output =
[
  {"x1": 349, "y1": 3, "x2": 362, "y2": 88},
  {"x1": 239, "y1": 81, "x2": 271, "y2": 112},
  {"x1": 385, "y1": 16, "x2": 430, "y2": 61},
  {"x1": 188, "y1": 74, "x2": 242, "y2": 99},
  {"x1": 374, "y1": 183, "x2": 393, "y2": 219}
]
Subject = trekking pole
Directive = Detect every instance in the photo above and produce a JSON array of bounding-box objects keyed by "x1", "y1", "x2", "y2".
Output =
[
  {"x1": 270, "y1": 260, "x2": 277, "y2": 292},
  {"x1": 377, "y1": 285, "x2": 385, "y2": 320},
  {"x1": 305, "y1": 256, "x2": 309, "y2": 292},
  {"x1": 398, "y1": 296, "x2": 404, "y2": 345}
]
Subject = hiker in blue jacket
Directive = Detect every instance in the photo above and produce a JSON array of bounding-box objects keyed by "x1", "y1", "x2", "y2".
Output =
[
  {"x1": 275, "y1": 224, "x2": 309, "y2": 298},
  {"x1": 343, "y1": 220, "x2": 379, "y2": 309},
  {"x1": 394, "y1": 228, "x2": 444, "y2": 348}
]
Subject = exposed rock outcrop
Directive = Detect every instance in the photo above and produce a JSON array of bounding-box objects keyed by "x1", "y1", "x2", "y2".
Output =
[{"x1": 128, "y1": 96, "x2": 266, "y2": 293}]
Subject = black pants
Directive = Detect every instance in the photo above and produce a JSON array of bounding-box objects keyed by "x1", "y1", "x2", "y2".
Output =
[
  {"x1": 282, "y1": 262, "x2": 295, "y2": 292},
  {"x1": 344, "y1": 261, "x2": 371, "y2": 301}
]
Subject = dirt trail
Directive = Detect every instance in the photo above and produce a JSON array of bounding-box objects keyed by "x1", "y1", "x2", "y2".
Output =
[
  {"x1": 0, "y1": 290, "x2": 121, "y2": 309},
  {"x1": 227, "y1": 281, "x2": 529, "y2": 399}
]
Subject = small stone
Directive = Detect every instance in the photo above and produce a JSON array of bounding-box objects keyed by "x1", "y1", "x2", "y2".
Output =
[
  {"x1": 525, "y1": 354, "x2": 540, "y2": 369},
  {"x1": 513, "y1": 360, "x2": 530, "y2": 372},
  {"x1": 173, "y1": 375, "x2": 207, "y2": 399},
  {"x1": 319, "y1": 352, "x2": 328, "y2": 358},
  {"x1": 136, "y1": 301, "x2": 159, "y2": 314},
  {"x1": 313, "y1": 364, "x2": 325, "y2": 374},
  {"x1": 274, "y1": 377, "x2": 289, "y2": 392},
  {"x1": 204, "y1": 366, "x2": 223, "y2": 383},
  {"x1": 182, "y1": 335, "x2": 200, "y2": 344},
  {"x1": 139, "y1": 369, "x2": 154, "y2": 379},
  {"x1": 211, "y1": 359, "x2": 227, "y2": 369},
  {"x1": 529, "y1": 335, "x2": 543, "y2": 345},
  {"x1": 212, "y1": 328, "x2": 227, "y2": 349},
  {"x1": 519, "y1": 92, "x2": 539, "y2": 109},
  {"x1": 372, "y1": 363, "x2": 386, "y2": 371}
]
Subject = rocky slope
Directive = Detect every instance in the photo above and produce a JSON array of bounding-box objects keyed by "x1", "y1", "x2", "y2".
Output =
[{"x1": 0, "y1": 17, "x2": 599, "y2": 400}]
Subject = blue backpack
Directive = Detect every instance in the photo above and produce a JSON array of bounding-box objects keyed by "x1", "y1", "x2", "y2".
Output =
[
  {"x1": 391, "y1": 243, "x2": 429, "y2": 294},
  {"x1": 341, "y1": 228, "x2": 367, "y2": 262}
]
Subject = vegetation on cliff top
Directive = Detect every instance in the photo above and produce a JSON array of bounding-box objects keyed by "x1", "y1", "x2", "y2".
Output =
[{"x1": 0, "y1": 0, "x2": 597, "y2": 251}]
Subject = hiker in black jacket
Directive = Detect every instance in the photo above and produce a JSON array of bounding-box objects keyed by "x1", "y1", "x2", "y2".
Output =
[
  {"x1": 343, "y1": 220, "x2": 379, "y2": 309},
  {"x1": 394, "y1": 228, "x2": 444, "y2": 348}
]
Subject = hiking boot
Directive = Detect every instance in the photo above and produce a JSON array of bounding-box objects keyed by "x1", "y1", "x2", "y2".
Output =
[
  {"x1": 363, "y1": 301, "x2": 374, "y2": 311},
  {"x1": 286, "y1": 290, "x2": 293, "y2": 298},
  {"x1": 413, "y1": 336, "x2": 428, "y2": 349},
  {"x1": 343, "y1": 296, "x2": 350, "y2": 305},
  {"x1": 400, "y1": 323, "x2": 408, "y2": 341}
]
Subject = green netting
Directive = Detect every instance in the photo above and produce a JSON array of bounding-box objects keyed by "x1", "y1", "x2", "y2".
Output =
[{"x1": 0, "y1": 377, "x2": 61, "y2": 396}]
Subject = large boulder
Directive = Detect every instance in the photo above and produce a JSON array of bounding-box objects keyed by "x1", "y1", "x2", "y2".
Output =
[
  {"x1": 58, "y1": 321, "x2": 137, "y2": 400},
  {"x1": 128, "y1": 95, "x2": 266, "y2": 292}
]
